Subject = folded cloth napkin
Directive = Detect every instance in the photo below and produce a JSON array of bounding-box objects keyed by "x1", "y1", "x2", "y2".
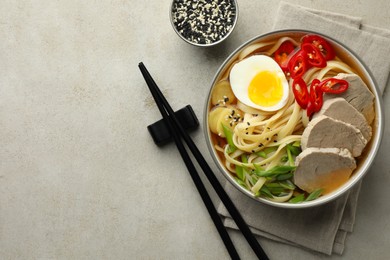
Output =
[{"x1": 217, "y1": 1, "x2": 390, "y2": 255}]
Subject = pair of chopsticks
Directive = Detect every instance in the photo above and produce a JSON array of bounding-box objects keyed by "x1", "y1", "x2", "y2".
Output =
[{"x1": 139, "y1": 62, "x2": 269, "y2": 260}]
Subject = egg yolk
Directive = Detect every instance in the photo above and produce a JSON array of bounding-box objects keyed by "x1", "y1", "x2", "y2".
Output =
[{"x1": 248, "y1": 71, "x2": 283, "y2": 107}]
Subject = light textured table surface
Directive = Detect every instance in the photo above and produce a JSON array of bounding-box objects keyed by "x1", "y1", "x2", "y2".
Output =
[{"x1": 1, "y1": 0, "x2": 390, "y2": 259}]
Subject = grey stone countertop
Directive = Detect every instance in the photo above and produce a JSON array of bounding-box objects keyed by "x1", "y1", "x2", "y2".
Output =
[{"x1": 1, "y1": 0, "x2": 389, "y2": 259}]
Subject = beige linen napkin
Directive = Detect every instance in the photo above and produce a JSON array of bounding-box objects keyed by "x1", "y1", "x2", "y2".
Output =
[{"x1": 217, "y1": 2, "x2": 390, "y2": 255}]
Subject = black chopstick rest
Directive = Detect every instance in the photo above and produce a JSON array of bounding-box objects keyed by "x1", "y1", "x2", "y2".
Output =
[{"x1": 147, "y1": 105, "x2": 199, "y2": 146}]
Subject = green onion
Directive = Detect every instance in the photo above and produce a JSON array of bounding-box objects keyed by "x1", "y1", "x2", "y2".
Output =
[
  {"x1": 289, "y1": 193, "x2": 305, "y2": 203},
  {"x1": 256, "y1": 146, "x2": 277, "y2": 158},
  {"x1": 287, "y1": 143, "x2": 301, "y2": 156},
  {"x1": 276, "y1": 173, "x2": 294, "y2": 181},
  {"x1": 265, "y1": 182, "x2": 283, "y2": 188},
  {"x1": 253, "y1": 163, "x2": 264, "y2": 172},
  {"x1": 306, "y1": 189, "x2": 323, "y2": 201},
  {"x1": 285, "y1": 142, "x2": 302, "y2": 166},
  {"x1": 235, "y1": 165, "x2": 245, "y2": 181},
  {"x1": 234, "y1": 177, "x2": 248, "y2": 189},
  {"x1": 286, "y1": 144, "x2": 294, "y2": 166},
  {"x1": 267, "y1": 187, "x2": 285, "y2": 196},
  {"x1": 260, "y1": 186, "x2": 273, "y2": 198},
  {"x1": 264, "y1": 183, "x2": 286, "y2": 195},
  {"x1": 222, "y1": 123, "x2": 237, "y2": 153},
  {"x1": 263, "y1": 146, "x2": 278, "y2": 155},
  {"x1": 281, "y1": 155, "x2": 289, "y2": 162},
  {"x1": 254, "y1": 165, "x2": 296, "y2": 177},
  {"x1": 292, "y1": 141, "x2": 301, "y2": 147},
  {"x1": 256, "y1": 151, "x2": 267, "y2": 158},
  {"x1": 241, "y1": 154, "x2": 248, "y2": 163},
  {"x1": 235, "y1": 154, "x2": 250, "y2": 181},
  {"x1": 279, "y1": 180, "x2": 296, "y2": 190}
]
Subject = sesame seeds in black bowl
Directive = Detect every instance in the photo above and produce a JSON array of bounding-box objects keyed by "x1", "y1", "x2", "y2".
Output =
[{"x1": 170, "y1": 0, "x2": 238, "y2": 47}]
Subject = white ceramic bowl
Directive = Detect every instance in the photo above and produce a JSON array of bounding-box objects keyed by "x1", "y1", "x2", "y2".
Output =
[{"x1": 204, "y1": 29, "x2": 384, "y2": 208}]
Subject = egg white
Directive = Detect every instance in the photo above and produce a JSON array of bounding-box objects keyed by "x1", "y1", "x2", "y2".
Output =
[{"x1": 229, "y1": 55, "x2": 289, "y2": 112}]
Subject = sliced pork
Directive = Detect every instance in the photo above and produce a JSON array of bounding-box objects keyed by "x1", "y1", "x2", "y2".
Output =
[
  {"x1": 301, "y1": 115, "x2": 367, "y2": 157},
  {"x1": 324, "y1": 73, "x2": 375, "y2": 124},
  {"x1": 294, "y1": 147, "x2": 356, "y2": 193},
  {"x1": 314, "y1": 97, "x2": 372, "y2": 142}
]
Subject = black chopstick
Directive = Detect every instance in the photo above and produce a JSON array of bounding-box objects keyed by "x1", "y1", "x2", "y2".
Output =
[
  {"x1": 139, "y1": 64, "x2": 240, "y2": 259},
  {"x1": 139, "y1": 62, "x2": 269, "y2": 260}
]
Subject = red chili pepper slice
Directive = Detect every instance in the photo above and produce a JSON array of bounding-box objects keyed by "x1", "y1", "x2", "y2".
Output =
[
  {"x1": 274, "y1": 41, "x2": 296, "y2": 69},
  {"x1": 288, "y1": 50, "x2": 308, "y2": 79},
  {"x1": 301, "y1": 43, "x2": 326, "y2": 68},
  {"x1": 292, "y1": 77, "x2": 309, "y2": 109},
  {"x1": 306, "y1": 101, "x2": 315, "y2": 118},
  {"x1": 320, "y1": 78, "x2": 349, "y2": 94},
  {"x1": 307, "y1": 79, "x2": 324, "y2": 117},
  {"x1": 302, "y1": 34, "x2": 335, "y2": 61}
]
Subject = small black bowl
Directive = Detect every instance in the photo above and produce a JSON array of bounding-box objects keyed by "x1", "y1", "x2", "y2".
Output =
[{"x1": 170, "y1": 0, "x2": 238, "y2": 47}]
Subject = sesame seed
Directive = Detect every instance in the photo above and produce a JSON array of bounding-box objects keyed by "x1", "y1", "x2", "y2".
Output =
[{"x1": 171, "y1": 0, "x2": 237, "y2": 45}]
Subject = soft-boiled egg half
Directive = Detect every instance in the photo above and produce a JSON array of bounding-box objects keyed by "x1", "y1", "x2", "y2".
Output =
[{"x1": 229, "y1": 55, "x2": 289, "y2": 111}]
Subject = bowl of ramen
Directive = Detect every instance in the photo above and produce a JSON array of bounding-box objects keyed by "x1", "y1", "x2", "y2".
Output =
[{"x1": 204, "y1": 29, "x2": 384, "y2": 208}]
